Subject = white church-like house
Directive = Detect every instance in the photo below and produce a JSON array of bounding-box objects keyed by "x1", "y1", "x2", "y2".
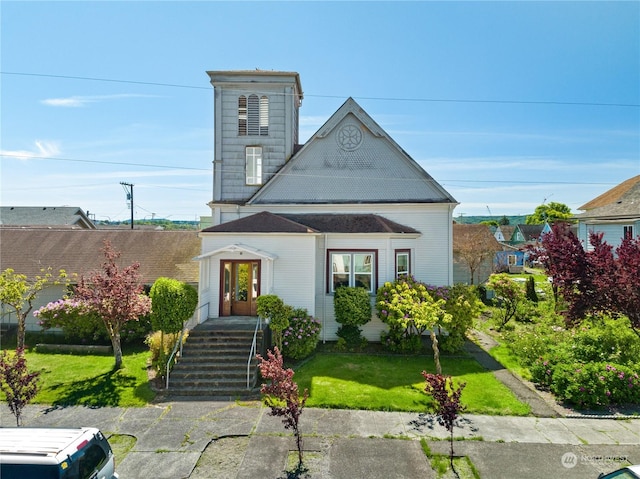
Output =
[{"x1": 195, "y1": 70, "x2": 458, "y2": 342}]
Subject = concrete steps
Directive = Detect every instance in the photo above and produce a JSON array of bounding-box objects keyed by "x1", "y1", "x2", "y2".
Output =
[{"x1": 168, "y1": 327, "x2": 264, "y2": 398}]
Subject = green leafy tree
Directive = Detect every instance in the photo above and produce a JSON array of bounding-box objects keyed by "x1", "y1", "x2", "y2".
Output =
[
  {"x1": 377, "y1": 277, "x2": 451, "y2": 374},
  {"x1": 498, "y1": 216, "x2": 510, "y2": 226},
  {"x1": 333, "y1": 286, "x2": 372, "y2": 348},
  {"x1": 0, "y1": 348, "x2": 40, "y2": 426},
  {"x1": 487, "y1": 273, "x2": 525, "y2": 330},
  {"x1": 526, "y1": 202, "x2": 572, "y2": 224},
  {"x1": 436, "y1": 284, "x2": 483, "y2": 353},
  {"x1": 0, "y1": 268, "x2": 68, "y2": 350}
]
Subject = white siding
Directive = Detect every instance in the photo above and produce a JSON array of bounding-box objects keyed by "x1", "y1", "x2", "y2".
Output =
[{"x1": 198, "y1": 234, "x2": 317, "y2": 319}]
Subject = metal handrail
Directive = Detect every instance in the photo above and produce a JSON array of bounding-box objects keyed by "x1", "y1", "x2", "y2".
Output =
[
  {"x1": 165, "y1": 302, "x2": 209, "y2": 390},
  {"x1": 247, "y1": 316, "x2": 262, "y2": 389},
  {"x1": 165, "y1": 326, "x2": 187, "y2": 390}
]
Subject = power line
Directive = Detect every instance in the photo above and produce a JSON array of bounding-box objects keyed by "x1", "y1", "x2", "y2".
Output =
[
  {"x1": 2, "y1": 70, "x2": 638, "y2": 108},
  {"x1": 0, "y1": 152, "x2": 211, "y2": 171},
  {"x1": 1, "y1": 151, "x2": 625, "y2": 188}
]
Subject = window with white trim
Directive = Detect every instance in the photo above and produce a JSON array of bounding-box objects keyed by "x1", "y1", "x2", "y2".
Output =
[
  {"x1": 623, "y1": 225, "x2": 633, "y2": 240},
  {"x1": 395, "y1": 250, "x2": 410, "y2": 279},
  {"x1": 246, "y1": 146, "x2": 262, "y2": 185},
  {"x1": 330, "y1": 251, "x2": 375, "y2": 293},
  {"x1": 238, "y1": 94, "x2": 269, "y2": 136}
]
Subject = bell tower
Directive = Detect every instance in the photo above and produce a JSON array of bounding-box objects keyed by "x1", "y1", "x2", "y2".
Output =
[{"x1": 207, "y1": 70, "x2": 303, "y2": 205}]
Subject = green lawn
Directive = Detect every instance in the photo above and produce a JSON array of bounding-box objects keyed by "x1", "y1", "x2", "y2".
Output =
[
  {"x1": 294, "y1": 353, "x2": 531, "y2": 416},
  {"x1": 21, "y1": 348, "x2": 155, "y2": 407}
]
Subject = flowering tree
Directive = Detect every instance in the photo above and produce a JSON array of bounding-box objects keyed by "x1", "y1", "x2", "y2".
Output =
[
  {"x1": 0, "y1": 268, "x2": 68, "y2": 350},
  {"x1": 422, "y1": 372, "x2": 466, "y2": 471},
  {"x1": 0, "y1": 348, "x2": 40, "y2": 426},
  {"x1": 257, "y1": 347, "x2": 308, "y2": 473},
  {"x1": 35, "y1": 241, "x2": 151, "y2": 369}
]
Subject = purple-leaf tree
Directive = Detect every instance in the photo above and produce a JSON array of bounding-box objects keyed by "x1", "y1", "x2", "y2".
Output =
[
  {"x1": 615, "y1": 236, "x2": 640, "y2": 337},
  {"x1": 422, "y1": 372, "x2": 466, "y2": 471},
  {"x1": 0, "y1": 348, "x2": 40, "y2": 426},
  {"x1": 257, "y1": 346, "x2": 309, "y2": 473}
]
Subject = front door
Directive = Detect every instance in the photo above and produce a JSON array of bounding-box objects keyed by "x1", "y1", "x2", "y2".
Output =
[{"x1": 221, "y1": 261, "x2": 260, "y2": 316}]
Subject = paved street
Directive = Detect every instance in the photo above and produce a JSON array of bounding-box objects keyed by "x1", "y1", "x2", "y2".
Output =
[{"x1": 3, "y1": 401, "x2": 638, "y2": 478}]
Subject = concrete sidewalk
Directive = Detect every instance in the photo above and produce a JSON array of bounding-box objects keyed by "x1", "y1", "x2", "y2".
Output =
[{"x1": 3, "y1": 401, "x2": 638, "y2": 478}]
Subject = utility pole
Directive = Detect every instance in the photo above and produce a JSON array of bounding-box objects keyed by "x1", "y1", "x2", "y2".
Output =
[{"x1": 120, "y1": 182, "x2": 134, "y2": 229}]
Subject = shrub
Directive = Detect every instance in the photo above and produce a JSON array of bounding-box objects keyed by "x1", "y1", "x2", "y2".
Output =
[
  {"x1": 257, "y1": 295, "x2": 289, "y2": 350},
  {"x1": 282, "y1": 310, "x2": 321, "y2": 360},
  {"x1": 525, "y1": 276, "x2": 538, "y2": 303},
  {"x1": 145, "y1": 330, "x2": 188, "y2": 379},
  {"x1": 551, "y1": 362, "x2": 640, "y2": 409},
  {"x1": 381, "y1": 327, "x2": 422, "y2": 354},
  {"x1": 333, "y1": 287, "x2": 371, "y2": 348},
  {"x1": 35, "y1": 299, "x2": 152, "y2": 346},
  {"x1": 487, "y1": 274, "x2": 525, "y2": 330}
]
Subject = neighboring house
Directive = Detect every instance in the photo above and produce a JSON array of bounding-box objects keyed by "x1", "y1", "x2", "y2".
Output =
[
  {"x1": 0, "y1": 206, "x2": 96, "y2": 229},
  {"x1": 196, "y1": 70, "x2": 458, "y2": 342},
  {"x1": 509, "y1": 224, "x2": 549, "y2": 245},
  {"x1": 494, "y1": 247, "x2": 526, "y2": 274},
  {"x1": 494, "y1": 225, "x2": 515, "y2": 243},
  {"x1": 0, "y1": 228, "x2": 200, "y2": 332},
  {"x1": 452, "y1": 223, "x2": 501, "y2": 284},
  {"x1": 573, "y1": 175, "x2": 640, "y2": 250}
]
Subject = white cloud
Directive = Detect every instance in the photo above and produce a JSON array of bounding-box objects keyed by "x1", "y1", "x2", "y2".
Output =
[
  {"x1": 0, "y1": 140, "x2": 61, "y2": 159},
  {"x1": 41, "y1": 93, "x2": 160, "y2": 108}
]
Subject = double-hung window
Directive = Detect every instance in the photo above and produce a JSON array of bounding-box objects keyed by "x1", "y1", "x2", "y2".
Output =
[
  {"x1": 395, "y1": 249, "x2": 410, "y2": 279},
  {"x1": 238, "y1": 94, "x2": 269, "y2": 136},
  {"x1": 330, "y1": 251, "x2": 375, "y2": 293},
  {"x1": 246, "y1": 147, "x2": 262, "y2": 185}
]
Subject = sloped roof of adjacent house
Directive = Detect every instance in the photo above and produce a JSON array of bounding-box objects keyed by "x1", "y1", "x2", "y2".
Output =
[
  {"x1": 513, "y1": 224, "x2": 545, "y2": 242},
  {"x1": 575, "y1": 175, "x2": 640, "y2": 220},
  {"x1": 0, "y1": 228, "x2": 200, "y2": 284},
  {"x1": 452, "y1": 224, "x2": 501, "y2": 252},
  {"x1": 496, "y1": 225, "x2": 516, "y2": 242},
  {"x1": 248, "y1": 98, "x2": 457, "y2": 206},
  {"x1": 201, "y1": 211, "x2": 420, "y2": 234},
  {"x1": 0, "y1": 206, "x2": 96, "y2": 229}
]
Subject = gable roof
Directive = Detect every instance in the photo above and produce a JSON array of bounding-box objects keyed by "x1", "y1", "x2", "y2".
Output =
[
  {"x1": 513, "y1": 224, "x2": 545, "y2": 242},
  {"x1": 0, "y1": 207, "x2": 96, "y2": 229},
  {"x1": 201, "y1": 211, "x2": 419, "y2": 234},
  {"x1": 0, "y1": 228, "x2": 200, "y2": 284},
  {"x1": 247, "y1": 97, "x2": 457, "y2": 206},
  {"x1": 453, "y1": 224, "x2": 501, "y2": 252},
  {"x1": 575, "y1": 175, "x2": 640, "y2": 220}
]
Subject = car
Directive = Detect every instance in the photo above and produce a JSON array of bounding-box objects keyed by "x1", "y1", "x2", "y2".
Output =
[
  {"x1": 0, "y1": 427, "x2": 119, "y2": 479},
  {"x1": 599, "y1": 465, "x2": 640, "y2": 479}
]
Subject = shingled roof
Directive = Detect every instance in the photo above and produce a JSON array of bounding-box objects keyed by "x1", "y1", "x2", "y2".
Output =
[
  {"x1": 0, "y1": 206, "x2": 96, "y2": 229},
  {"x1": 575, "y1": 175, "x2": 640, "y2": 220},
  {"x1": 201, "y1": 211, "x2": 420, "y2": 234},
  {"x1": 0, "y1": 228, "x2": 200, "y2": 284}
]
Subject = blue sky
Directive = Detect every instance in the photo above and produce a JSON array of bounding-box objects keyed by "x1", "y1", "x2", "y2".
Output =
[{"x1": 2, "y1": 1, "x2": 638, "y2": 222}]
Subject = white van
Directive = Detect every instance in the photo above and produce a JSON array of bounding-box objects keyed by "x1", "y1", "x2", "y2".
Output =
[{"x1": 0, "y1": 427, "x2": 119, "y2": 479}]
